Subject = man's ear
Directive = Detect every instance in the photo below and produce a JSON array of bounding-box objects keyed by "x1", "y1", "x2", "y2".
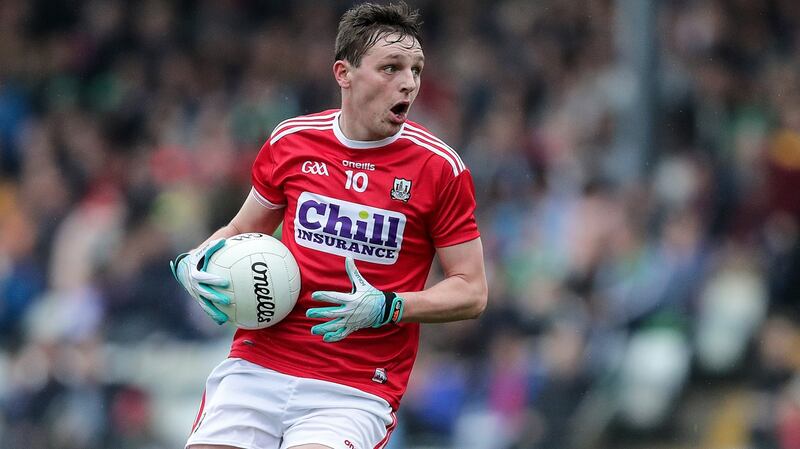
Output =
[{"x1": 333, "y1": 60, "x2": 351, "y2": 89}]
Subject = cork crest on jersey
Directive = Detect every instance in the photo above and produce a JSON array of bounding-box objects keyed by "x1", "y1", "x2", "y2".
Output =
[
  {"x1": 294, "y1": 192, "x2": 406, "y2": 265},
  {"x1": 390, "y1": 178, "x2": 412, "y2": 202}
]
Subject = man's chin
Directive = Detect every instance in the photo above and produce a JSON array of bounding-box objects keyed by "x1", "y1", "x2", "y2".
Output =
[
  {"x1": 385, "y1": 121, "x2": 403, "y2": 136},
  {"x1": 361, "y1": 116, "x2": 403, "y2": 140}
]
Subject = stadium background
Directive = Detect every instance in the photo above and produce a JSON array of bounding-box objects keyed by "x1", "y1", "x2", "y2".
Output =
[{"x1": 1, "y1": 0, "x2": 800, "y2": 448}]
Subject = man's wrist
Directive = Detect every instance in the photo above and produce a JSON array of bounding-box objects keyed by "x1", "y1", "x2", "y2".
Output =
[{"x1": 379, "y1": 292, "x2": 404, "y2": 325}]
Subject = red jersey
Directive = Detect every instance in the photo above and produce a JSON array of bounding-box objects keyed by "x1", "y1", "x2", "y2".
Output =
[{"x1": 229, "y1": 109, "x2": 480, "y2": 409}]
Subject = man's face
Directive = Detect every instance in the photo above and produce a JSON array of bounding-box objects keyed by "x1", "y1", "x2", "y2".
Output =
[{"x1": 342, "y1": 33, "x2": 424, "y2": 140}]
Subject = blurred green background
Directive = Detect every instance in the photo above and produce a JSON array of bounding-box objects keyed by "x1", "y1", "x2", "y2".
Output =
[{"x1": 1, "y1": 1, "x2": 799, "y2": 448}]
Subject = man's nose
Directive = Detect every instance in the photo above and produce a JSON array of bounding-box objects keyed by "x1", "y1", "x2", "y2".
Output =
[{"x1": 399, "y1": 69, "x2": 416, "y2": 93}]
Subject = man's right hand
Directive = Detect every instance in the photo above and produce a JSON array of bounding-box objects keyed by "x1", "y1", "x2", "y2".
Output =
[{"x1": 170, "y1": 238, "x2": 231, "y2": 325}]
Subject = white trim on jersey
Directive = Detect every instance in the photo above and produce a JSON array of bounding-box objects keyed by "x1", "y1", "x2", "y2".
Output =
[
  {"x1": 332, "y1": 110, "x2": 404, "y2": 149},
  {"x1": 271, "y1": 112, "x2": 339, "y2": 137},
  {"x1": 268, "y1": 111, "x2": 466, "y2": 176},
  {"x1": 249, "y1": 187, "x2": 285, "y2": 209},
  {"x1": 398, "y1": 134, "x2": 464, "y2": 176},
  {"x1": 402, "y1": 124, "x2": 466, "y2": 171},
  {"x1": 270, "y1": 124, "x2": 335, "y2": 145}
]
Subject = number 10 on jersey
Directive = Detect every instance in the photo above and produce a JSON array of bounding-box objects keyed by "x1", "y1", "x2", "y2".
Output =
[{"x1": 345, "y1": 170, "x2": 368, "y2": 192}]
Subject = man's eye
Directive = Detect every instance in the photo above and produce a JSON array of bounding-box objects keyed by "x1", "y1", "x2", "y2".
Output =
[
  {"x1": 412, "y1": 67, "x2": 422, "y2": 76},
  {"x1": 383, "y1": 66, "x2": 396, "y2": 73}
]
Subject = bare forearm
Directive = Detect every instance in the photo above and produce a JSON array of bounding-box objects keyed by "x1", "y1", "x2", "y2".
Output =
[
  {"x1": 198, "y1": 191, "x2": 285, "y2": 248},
  {"x1": 200, "y1": 223, "x2": 247, "y2": 247},
  {"x1": 399, "y1": 273, "x2": 487, "y2": 323}
]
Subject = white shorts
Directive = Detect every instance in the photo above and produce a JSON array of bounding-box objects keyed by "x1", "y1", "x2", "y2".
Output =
[{"x1": 185, "y1": 358, "x2": 397, "y2": 449}]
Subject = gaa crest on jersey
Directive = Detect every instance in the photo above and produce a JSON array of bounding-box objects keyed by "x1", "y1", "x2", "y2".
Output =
[
  {"x1": 294, "y1": 192, "x2": 406, "y2": 264},
  {"x1": 390, "y1": 178, "x2": 412, "y2": 202},
  {"x1": 301, "y1": 160, "x2": 329, "y2": 176}
]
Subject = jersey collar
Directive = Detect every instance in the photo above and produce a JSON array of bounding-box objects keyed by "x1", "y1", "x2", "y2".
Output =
[{"x1": 333, "y1": 110, "x2": 404, "y2": 149}]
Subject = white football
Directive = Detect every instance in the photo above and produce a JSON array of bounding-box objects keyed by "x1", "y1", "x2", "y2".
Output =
[{"x1": 206, "y1": 233, "x2": 301, "y2": 329}]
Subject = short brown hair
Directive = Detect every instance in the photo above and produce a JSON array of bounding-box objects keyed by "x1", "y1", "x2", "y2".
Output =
[{"x1": 335, "y1": 2, "x2": 422, "y2": 67}]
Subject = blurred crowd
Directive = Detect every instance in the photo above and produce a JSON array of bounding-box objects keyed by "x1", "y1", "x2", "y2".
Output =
[{"x1": 1, "y1": 0, "x2": 800, "y2": 448}]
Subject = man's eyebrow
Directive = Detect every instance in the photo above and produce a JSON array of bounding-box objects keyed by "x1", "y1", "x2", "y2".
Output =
[{"x1": 381, "y1": 53, "x2": 426, "y2": 63}]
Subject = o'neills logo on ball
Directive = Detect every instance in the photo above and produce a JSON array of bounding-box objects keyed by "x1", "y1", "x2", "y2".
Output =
[
  {"x1": 251, "y1": 262, "x2": 275, "y2": 323},
  {"x1": 293, "y1": 192, "x2": 406, "y2": 265},
  {"x1": 230, "y1": 232, "x2": 267, "y2": 241}
]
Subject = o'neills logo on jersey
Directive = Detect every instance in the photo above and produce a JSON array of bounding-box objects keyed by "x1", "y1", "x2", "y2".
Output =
[{"x1": 294, "y1": 192, "x2": 405, "y2": 265}]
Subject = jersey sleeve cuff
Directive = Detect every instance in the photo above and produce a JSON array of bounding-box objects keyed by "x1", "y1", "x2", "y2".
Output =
[
  {"x1": 433, "y1": 232, "x2": 481, "y2": 249},
  {"x1": 250, "y1": 187, "x2": 286, "y2": 210}
]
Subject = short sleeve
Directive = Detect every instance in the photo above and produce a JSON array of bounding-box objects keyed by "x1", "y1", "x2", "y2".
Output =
[
  {"x1": 431, "y1": 169, "x2": 480, "y2": 247},
  {"x1": 251, "y1": 139, "x2": 287, "y2": 208}
]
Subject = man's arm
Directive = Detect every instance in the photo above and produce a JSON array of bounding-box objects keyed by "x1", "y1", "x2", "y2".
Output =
[
  {"x1": 171, "y1": 189, "x2": 285, "y2": 325},
  {"x1": 398, "y1": 237, "x2": 488, "y2": 323},
  {"x1": 305, "y1": 238, "x2": 487, "y2": 341},
  {"x1": 204, "y1": 189, "x2": 285, "y2": 243}
]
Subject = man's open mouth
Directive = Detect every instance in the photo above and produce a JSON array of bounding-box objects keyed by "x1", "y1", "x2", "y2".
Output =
[
  {"x1": 389, "y1": 101, "x2": 410, "y2": 123},
  {"x1": 391, "y1": 102, "x2": 409, "y2": 114},
  {"x1": 389, "y1": 101, "x2": 411, "y2": 118}
]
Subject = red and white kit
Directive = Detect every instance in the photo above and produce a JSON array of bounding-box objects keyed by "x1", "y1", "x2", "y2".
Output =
[{"x1": 230, "y1": 109, "x2": 480, "y2": 409}]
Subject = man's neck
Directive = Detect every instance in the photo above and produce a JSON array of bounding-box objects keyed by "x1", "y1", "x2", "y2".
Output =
[{"x1": 338, "y1": 108, "x2": 370, "y2": 141}]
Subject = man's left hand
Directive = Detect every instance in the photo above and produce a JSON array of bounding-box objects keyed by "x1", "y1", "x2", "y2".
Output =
[{"x1": 306, "y1": 257, "x2": 404, "y2": 342}]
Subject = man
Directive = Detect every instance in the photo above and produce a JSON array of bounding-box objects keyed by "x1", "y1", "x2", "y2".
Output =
[{"x1": 172, "y1": 3, "x2": 487, "y2": 449}]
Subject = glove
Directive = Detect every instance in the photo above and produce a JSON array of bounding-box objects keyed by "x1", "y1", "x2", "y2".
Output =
[
  {"x1": 170, "y1": 238, "x2": 231, "y2": 325},
  {"x1": 306, "y1": 256, "x2": 404, "y2": 342}
]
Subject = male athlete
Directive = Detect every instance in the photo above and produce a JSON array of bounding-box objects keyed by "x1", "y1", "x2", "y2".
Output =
[{"x1": 171, "y1": 3, "x2": 487, "y2": 449}]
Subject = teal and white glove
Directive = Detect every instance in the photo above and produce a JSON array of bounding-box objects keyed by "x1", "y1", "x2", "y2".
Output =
[
  {"x1": 306, "y1": 257, "x2": 404, "y2": 342},
  {"x1": 170, "y1": 238, "x2": 231, "y2": 325}
]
